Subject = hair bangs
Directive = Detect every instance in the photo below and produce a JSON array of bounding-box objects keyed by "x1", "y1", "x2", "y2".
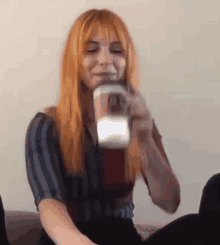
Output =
[
  {"x1": 85, "y1": 20, "x2": 119, "y2": 42},
  {"x1": 82, "y1": 19, "x2": 128, "y2": 63}
]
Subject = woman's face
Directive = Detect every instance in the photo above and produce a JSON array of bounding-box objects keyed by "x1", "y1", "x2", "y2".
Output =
[{"x1": 81, "y1": 34, "x2": 126, "y2": 91}]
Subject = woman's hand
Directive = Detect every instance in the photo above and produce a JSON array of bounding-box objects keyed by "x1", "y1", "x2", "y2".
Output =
[{"x1": 125, "y1": 89, "x2": 153, "y2": 145}]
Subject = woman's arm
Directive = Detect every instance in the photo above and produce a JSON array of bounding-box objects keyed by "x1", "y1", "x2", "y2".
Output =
[
  {"x1": 39, "y1": 198, "x2": 97, "y2": 245},
  {"x1": 140, "y1": 121, "x2": 180, "y2": 214},
  {"x1": 25, "y1": 113, "x2": 97, "y2": 245}
]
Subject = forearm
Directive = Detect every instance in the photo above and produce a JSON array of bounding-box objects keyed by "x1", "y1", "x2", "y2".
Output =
[
  {"x1": 140, "y1": 134, "x2": 180, "y2": 213},
  {"x1": 39, "y1": 198, "x2": 94, "y2": 245}
]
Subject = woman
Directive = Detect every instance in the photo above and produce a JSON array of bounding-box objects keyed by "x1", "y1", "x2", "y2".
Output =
[{"x1": 25, "y1": 9, "x2": 181, "y2": 245}]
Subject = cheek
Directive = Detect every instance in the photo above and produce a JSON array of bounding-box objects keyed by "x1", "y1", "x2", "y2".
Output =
[
  {"x1": 83, "y1": 57, "x2": 91, "y2": 69},
  {"x1": 119, "y1": 58, "x2": 126, "y2": 70}
]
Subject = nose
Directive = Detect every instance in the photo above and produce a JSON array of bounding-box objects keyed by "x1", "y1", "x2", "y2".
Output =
[{"x1": 97, "y1": 47, "x2": 113, "y2": 66}]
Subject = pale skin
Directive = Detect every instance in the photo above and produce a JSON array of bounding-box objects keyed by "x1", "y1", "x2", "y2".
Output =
[{"x1": 80, "y1": 33, "x2": 180, "y2": 216}]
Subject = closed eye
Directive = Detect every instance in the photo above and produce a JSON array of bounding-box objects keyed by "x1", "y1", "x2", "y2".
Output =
[
  {"x1": 111, "y1": 50, "x2": 123, "y2": 53},
  {"x1": 87, "y1": 50, "x2": 98, "y2": 53},
  {"x1": 86, "y1": 49, "x2": 123, "y2": 54}
]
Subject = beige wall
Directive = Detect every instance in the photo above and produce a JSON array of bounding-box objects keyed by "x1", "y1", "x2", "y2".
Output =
[{"x1": 1, "y1": 0, "x2": 220, "y2": 226}]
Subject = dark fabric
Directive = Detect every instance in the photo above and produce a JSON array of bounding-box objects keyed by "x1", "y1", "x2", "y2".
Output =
[
  {"x1": 25, "y1": 112, "x2": 67, "y2": 212},
  {"x1": 144, "y1": 174, "x2": 220, "y2": 245},
  {"x1": 0, "y1": 196, "x2": 10, "y2": 245},
  {"x1": 25, "y1": 112, "x2": 135, "y2": 222},
  {"x1": 38, "y1": 217, "x2": 143, "y2": 245},
  {"x1": 39, "y1": 229, "x2": 55, "y2": 245},
  {"x1": 199, "y1": 173, "x2": 220, "y2": 214},
  {"x1": 25, "y1": 114, "x2": 167, "y2": 212},
  {"x1": 144, "y1": 212, "x2": 220, "y2": 244},
  {"x1": 39, "y1": 174, "x2": 220, "y2": 245},
  {"x1": 103, "y1": 149, "x2": 127, "y2": 185}
]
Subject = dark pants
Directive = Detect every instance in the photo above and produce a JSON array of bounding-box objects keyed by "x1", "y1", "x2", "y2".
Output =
[
  {"x1": 0, "y1": 196, "x2": 10, "y2": 245},
  {"x1": 39, "y1": 173, "x2": 220, "y2": 245}
]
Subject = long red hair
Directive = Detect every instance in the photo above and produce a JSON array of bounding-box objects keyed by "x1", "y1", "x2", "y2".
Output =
[{"x1": 44, "y1": 9, "x2": 143, "y2": 184}]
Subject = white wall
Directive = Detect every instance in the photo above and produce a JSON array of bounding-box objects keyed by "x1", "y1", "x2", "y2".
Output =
[{"x1": 1, "y1": 0, "x2": 220, "y2": 226}]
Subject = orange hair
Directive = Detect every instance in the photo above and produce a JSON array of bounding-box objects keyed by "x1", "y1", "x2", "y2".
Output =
[{"x1": 44, "y1": 8, "x2": 143, "y2": 184}]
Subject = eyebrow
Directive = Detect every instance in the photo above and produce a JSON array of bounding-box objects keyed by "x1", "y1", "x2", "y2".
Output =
[{"x1": 85, "y1": 40, "x2": 121, "y2": 45}]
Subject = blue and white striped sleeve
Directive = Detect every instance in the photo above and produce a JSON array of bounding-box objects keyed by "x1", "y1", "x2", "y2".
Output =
[{"x1": 25, "y1": 112, "x2": 67, "y2": 211}]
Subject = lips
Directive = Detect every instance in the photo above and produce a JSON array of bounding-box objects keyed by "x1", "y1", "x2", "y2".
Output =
[{"x1": 94, "y1": 72, "x2": 117, "y2": 76}]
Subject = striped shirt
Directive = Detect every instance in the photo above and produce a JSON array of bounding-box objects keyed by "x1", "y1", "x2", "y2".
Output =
[
  {"x1": 25, "y1": 112, "x2": 168, "y2": 223},
  {"x1": 25, "y1": 112, "x2": 136, "y2": 222}
]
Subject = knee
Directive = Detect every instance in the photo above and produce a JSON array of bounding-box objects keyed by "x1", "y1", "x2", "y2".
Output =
[
  {"x1": 199, "y1": 173, "x2": 220, "y2": 214},
  {"x1": 203, "y1": 173, "x2": 220, "y2": 192},
  {"x1": 209, "y1": 173, "x2": 220, "y2": 180}
]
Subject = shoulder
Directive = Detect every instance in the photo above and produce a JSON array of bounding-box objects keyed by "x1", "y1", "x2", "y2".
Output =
[
  {"x1": 25, "y1": 112, "x2": 57, "y2": 149},
  {"x1": 31, "y1": 111, "x2": 53, "y2": 124},
  {"x1": 27, "y1": 112, "x2": 55, "y2": 132}
]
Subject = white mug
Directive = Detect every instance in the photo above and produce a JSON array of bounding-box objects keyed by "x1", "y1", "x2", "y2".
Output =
[{"x1": 93, "y1": 83, "x2": 131, "y2": 149}]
